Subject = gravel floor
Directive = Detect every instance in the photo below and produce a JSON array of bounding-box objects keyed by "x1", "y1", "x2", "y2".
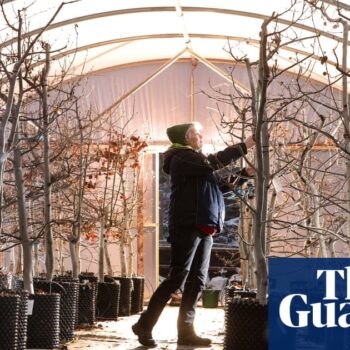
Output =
[{"x1": 67, "y1": 305, "x2": 225, "y2": 350}]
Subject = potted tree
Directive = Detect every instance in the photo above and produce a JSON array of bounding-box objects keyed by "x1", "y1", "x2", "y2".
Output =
[{"x1": 210, "y1": 3, "x2": 336, "y2": 349}]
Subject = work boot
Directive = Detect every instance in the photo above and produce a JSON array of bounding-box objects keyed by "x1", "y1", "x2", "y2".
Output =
[
  {"x1": 177, "y1": 325, "x2": 212, "y2": 347},
  {"x1": 132, "y1": 322, "x2": 157, "y2": 347}
]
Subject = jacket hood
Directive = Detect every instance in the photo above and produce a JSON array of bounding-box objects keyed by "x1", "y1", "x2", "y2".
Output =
[
  {"x1": 162, "y1": 148, "x2": 180, "y2": 174},
  {"x1": 166, "y1": 122, "x2": 203, "y2": 144}
]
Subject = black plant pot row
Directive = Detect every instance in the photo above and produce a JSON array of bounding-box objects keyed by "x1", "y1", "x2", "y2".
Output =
[
  {"x1": 49, "y1": 274, "x2": 145, "y2": 324},
  {"x1": 102, "y1": 275, "x2": 145, "y2": 317},
  {"x1": 14, "y1": 277, "x2": 84, "y2": 347},
  {"x1": 0, "y1": 290, "x2": 60, "y2": 350},
  {"x1": 88, "y1": 275, "x2": 143, "y2": 321},
  {"x1": 0, "y1": 292, "x2": 20, "y2": 350},
  {"x1": 0, "y1": 273, "x2": 145, "y2": 349},
  {"x1": 17, "y1": 290, "x2": 29, "y2": 350},
  {"x1": 0, "y1": 290, "x2": 30, "y2": 350},
  {"x1": 75, "y1": 274, "x2": 145, "y2": 323}
]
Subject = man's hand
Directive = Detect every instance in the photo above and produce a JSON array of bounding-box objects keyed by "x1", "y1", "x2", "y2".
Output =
[{"x1": 244, "y1": 135, "x2": 256, "y2": 149}]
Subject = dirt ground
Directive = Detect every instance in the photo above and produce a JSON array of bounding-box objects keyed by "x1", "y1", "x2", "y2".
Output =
[{"x1": 66, "y1": 305, "x2": 225, "y2": 350}]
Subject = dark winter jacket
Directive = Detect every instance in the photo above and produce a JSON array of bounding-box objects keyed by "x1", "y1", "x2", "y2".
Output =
[{"x1": 162, "y1": 143, "x2": 247, "y2": 235}]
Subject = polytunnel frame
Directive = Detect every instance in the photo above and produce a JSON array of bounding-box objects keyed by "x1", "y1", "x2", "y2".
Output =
[{"x1": 2, "y1": 0, "x2": 350, "y2": 89}]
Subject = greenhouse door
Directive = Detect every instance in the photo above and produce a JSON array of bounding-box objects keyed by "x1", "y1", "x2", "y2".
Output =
[{"x1": 141, "y1": 151, "x2": 160, "y2": 299}]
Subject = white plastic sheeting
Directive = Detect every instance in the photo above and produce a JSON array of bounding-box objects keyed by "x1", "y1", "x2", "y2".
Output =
[
  {"x1": 1, "y1": 0, "x2": 349, "y2": 86},
  {"x1": 72, "y1": 60, "x2": 339, "y2": 145},
  {"x1": 0, "y1": 0, "x2": 348, "y2": 143}
]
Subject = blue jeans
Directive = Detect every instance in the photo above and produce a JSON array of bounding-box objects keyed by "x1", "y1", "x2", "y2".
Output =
[{"x1": 137, "y1": 229, "x2": 213, "y2": 331}]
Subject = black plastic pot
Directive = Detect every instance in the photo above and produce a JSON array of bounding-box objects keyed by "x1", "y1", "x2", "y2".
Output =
[
  {"x1": 54, "y1": 276, "x2": 80, "y2": 330},
  {"x1": 78, "y1": 282, "x2": 96, "y2": 324},
  {"x1": 17, "y1": 290, "x2": 29, "y2": 350},
  {"x1": 79, "y1": 273, "x2": 98, "y2": 297},
  {"x1": 27, "y1": 293, "x2": 60, "y2": 349},
  {"x1": 0, "y1": 289, "x2": 29, "y2": 350},
  {"x1": 0, "y1": 293, "x2": 20, "y2": 350},
  {"x1": 131, "y1": 276, "x2": 144, "y2": 314},
  {"x1": 54, "y1": 279, "x2": 79, "y2": 341},
  {"x1": 113, "y1": 276, "x2": 133, "y2": 316},
  {"x1": 34, "y1": 279, "x2": 79, "y2": 342},
  {"x1": 77, "y1": 272, "x2": 98, "y2": 323},
  {"x1": 96, "y1": 281, "x2": 120, "y2": 320},
  {"x1": 224, "y1": 297, "x2": 267, "y2": 350}
]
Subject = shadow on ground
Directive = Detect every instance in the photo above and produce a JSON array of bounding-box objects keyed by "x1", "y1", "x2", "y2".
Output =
[{"x1": 67, "y1": 305, "x2": 225, "y2": 349}]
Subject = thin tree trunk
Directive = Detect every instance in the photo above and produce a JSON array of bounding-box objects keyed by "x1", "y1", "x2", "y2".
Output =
[
  {"x1": 309, "y1": 183, "x2": 328, "y2": 257},
  {"x1": 33, "y1": 243, "x2": 39, "y2": 276},
  {"x1": 238, "y1": 203, "x2": 247, "y2": 285},
  {"x1": 28, "y1": 199, "x2": 39, "y2": 276},
  {"x1": 239, "y1": 203, "x2": 250, "y2": 288},
  {"x1": 14, "y1": 146, "x2": 34, "y2": 294},
  {"x1": 325, "y1": 238, "x2": 336, "y2": 257},
  {"x1": 42, "y1": 43, "x2": 54, "y2": 280},
  {"x1": 253, "y1": 19, "x2": 270, "y2": 304},
  {"x1": 119, "y1": 179, "x2": 129, "y2": 276},
  {"x1": 0, "y1": 244, "x2": 3, "y2": 270},
  {"x1": 0, "y1": 73, "x2": 20, "y2": 227},
  {"x1": 15, "y1": 244, "x2": 23, "y2": 275},
  {"x1": 76, "y1": 241, "x2": 81, "y2": 274},
  {"x1": 9, "y1": 247, "x2": 14, "y2": 273},
  {"x1": 303, "y1": 210, "x2": 313, "y2": 257},
  {"x1": 56, "y1": 210, "x2": 64, "y2": 275},
  {"x1": 98, "y1": 215, "x2": 105, "y2": 282},
  {"x1": 0, "y1": 76, "x2": 22, "y2": 274},
  {"x1": 127, "y1": 232, "x2": 134, "y2": 278},
  {"x1": 54, "y1": 238, "x2": 59, "y2": 274},
  {"x1": 69, "y1": 222, "x2": 80, "y2": 278},
  {"x1": 69, "y1": 234, "x2": 79, "y2": 278},
  {"x1": 341, "y1": 21, "x2": 350, "y2": 254},
  {"x1": 70, "y1": 105, "x2": 86, "y2": 279},
  {"x1": 119, "y1": 232, "x2": 128, "y2": 276},
  {"x1": 266, "y1": 188, "x2": 276, "y2": 257},
  {"x1": 266, "y1": 143, "x2": 282, "y2": 256},
  {"x1": 105, "y1": 241, "x2": 113, "y2": 276},
  {"x1": 127, "y1": 169, "x2": 138, "y2": 276},
  {"x1": 59, "y1": 239, "x2": 64, "y2": 275},
  {"x1": 136, "y1": 163, "x2": 145, "y2": 276},
  {"x1": 248, "y1": 215, "x2": 256, "y2": 289}
]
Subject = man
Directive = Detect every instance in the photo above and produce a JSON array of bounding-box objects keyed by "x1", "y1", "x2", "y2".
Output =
[{"x1": 132, "y1": 121, "x2": 255, "y2": 347}]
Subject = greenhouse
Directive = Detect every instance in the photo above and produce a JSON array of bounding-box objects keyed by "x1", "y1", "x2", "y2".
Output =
[{"x1": 0, "y1": 0, "x2": 350, "y2": 349}]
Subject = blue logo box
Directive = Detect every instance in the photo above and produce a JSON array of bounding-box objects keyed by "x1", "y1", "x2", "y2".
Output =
[{"x1": 269, "y1": 258, "x2": 350, "y2": 350}]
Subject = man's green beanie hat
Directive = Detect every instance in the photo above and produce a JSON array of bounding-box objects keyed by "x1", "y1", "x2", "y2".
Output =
[{"x1": 166, "y1": 123, "x2": 193, "y2": 144}]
